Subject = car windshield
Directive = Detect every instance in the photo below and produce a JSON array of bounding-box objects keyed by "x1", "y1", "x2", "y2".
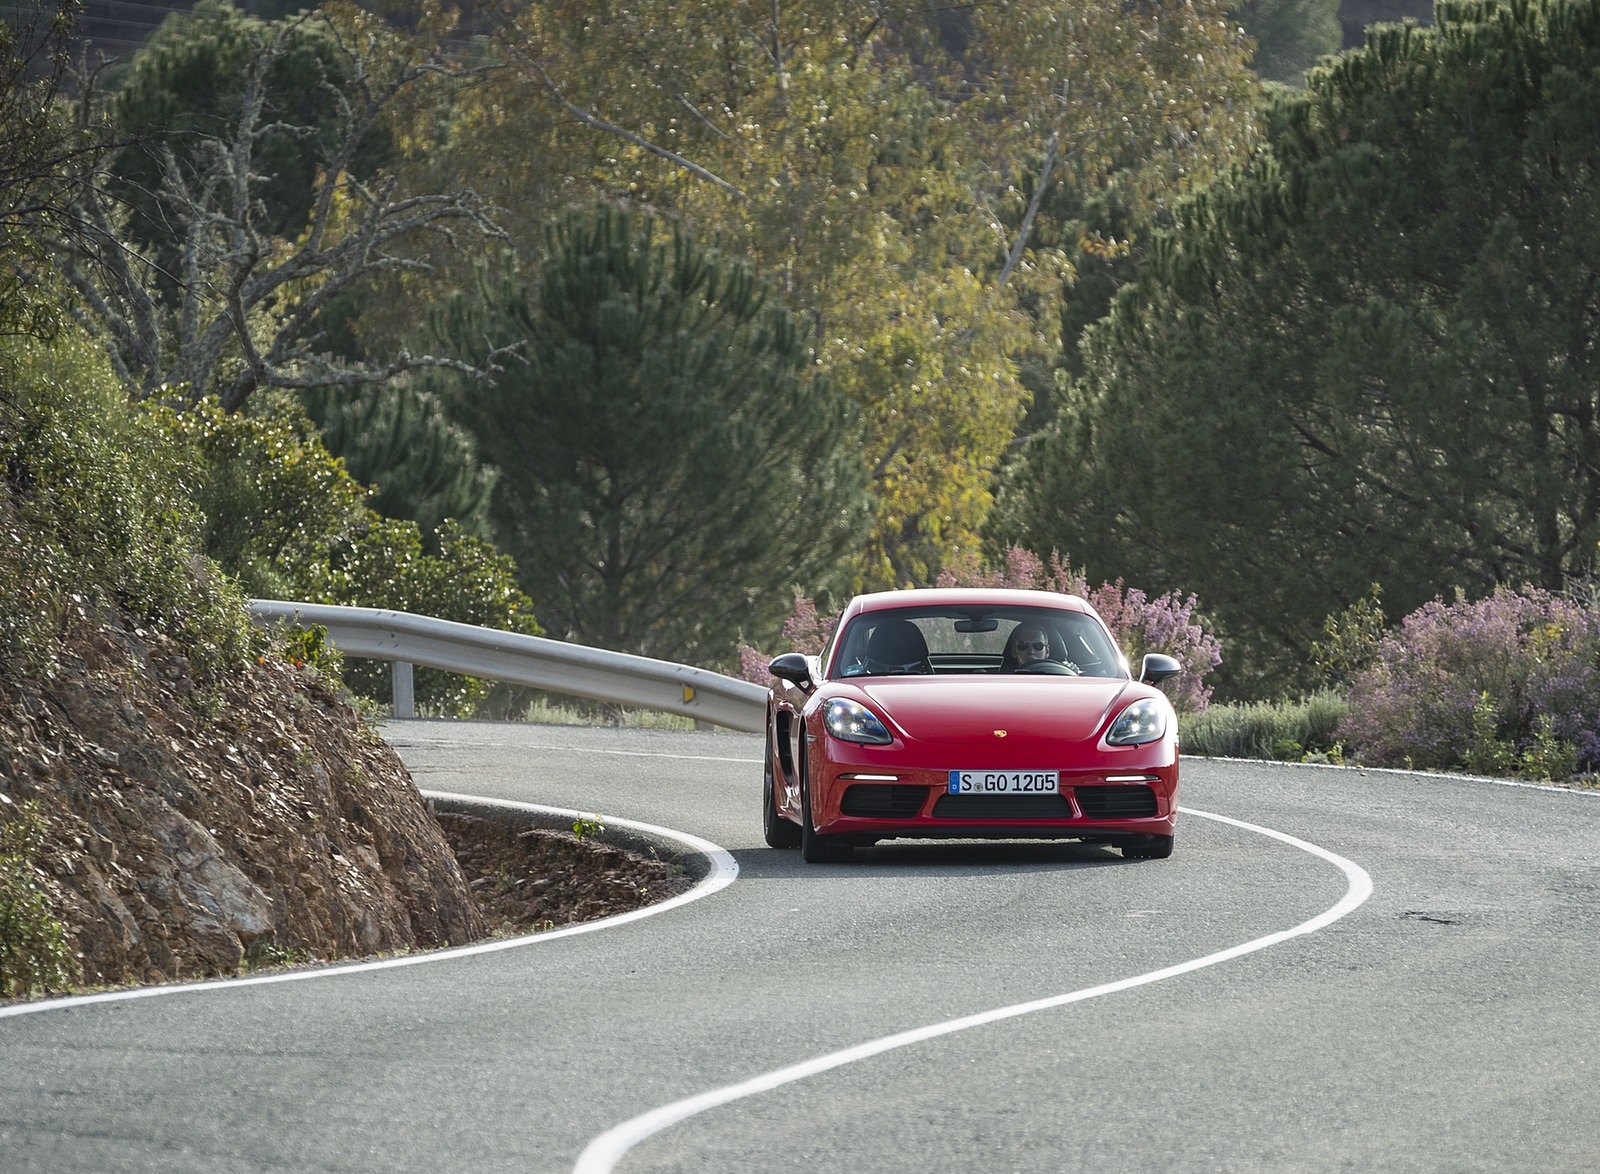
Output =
[{"x1": 828, "y1": 606, "x2": 1126, "y2": 679}]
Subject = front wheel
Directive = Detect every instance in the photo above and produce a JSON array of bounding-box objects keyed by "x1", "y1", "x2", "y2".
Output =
[
  {"x1": 799, "y1": 744, "x2": 852, "y2": 864},
  {"x1": 763, "y1": 725, "x2": 801, "y2": 849},
  {"x1": 1121, "y1": 833, "x2": 1175, "y2": 860}
]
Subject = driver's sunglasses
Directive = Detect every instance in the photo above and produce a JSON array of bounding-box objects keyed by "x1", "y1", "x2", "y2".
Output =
[{"x1": 1016, "y1": 640, "x2": 1047, "y2": 652}]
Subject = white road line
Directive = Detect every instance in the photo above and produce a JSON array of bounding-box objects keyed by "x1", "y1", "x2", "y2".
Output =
[
  {"x1": 0, "y1": 797, "x2": 737, "y2": 1020},
  {"x1": 399, "y1": 741, "x2": 761, "y2": 765},
  {"x1": 572, "y1": 805, "x2": 1374, "y2": 1174}
]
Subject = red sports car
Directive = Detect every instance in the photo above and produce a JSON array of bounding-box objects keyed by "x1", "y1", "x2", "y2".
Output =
[{"x1": 763, "y1": 588, "x2": 1182, "y2": 863}]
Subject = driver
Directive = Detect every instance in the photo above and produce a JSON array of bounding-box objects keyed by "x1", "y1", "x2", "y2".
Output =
[{"x1": 1005, "y1": 626, "x2": 1052, "y2": 669}]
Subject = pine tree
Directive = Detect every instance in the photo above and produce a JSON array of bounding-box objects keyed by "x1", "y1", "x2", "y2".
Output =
[
  {"x1": 998, "y1": 0, "x2": 1600, "y2": 696},
  {"x1": 302, "y1": 383, "x2": 498, "y2": 544},
  {"x1": 439, "y1": 206, "x2": 871, "y2": 665}
]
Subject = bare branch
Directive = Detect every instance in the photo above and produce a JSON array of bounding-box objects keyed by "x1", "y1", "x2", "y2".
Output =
[
  {"x1": 53, "y1": 9, "x2": 515, "y2": 413},
  {"x1": 995, "y1": 130, "x2": 1059, "y2": 292},
  {"x1": 219, "y1": 342, "x2": 523, "y2": 412},
  {"x1": 678, "y1": 93, "x2": 737, "y2": 145},
  {"x1": 870, "y1": 429, "x2": 910, "y2": 483},
  {"x1": 59, "y1": 177, "x2": 166, "y2": 387},
  {"x1": 512, "y1": 51, "x2": 746, "y2": 200}
]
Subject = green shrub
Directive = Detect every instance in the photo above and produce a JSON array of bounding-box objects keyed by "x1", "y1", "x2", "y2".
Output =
[
  {"x1": 1519, "y1": 716, "x2": 1579, "y2": 783},
  {"x1": 0, "y1": 801, "x2": 79, "y2": 998},
  {"x1": 151, "y1": 394, "x2": 541, "y2": 715},
  {"x1": 276, "y1": 622, "x2": 344, "y2": 679},
  {"x1": 1310, "y1": 584, "x2": 1386, "y2": 689},
  {"x1": 1179, "y1": 692, "x2": 1349, "y2": 761},
  {"x1": 146, "y1": 395, "x2": 370, "y2": 601},
  {"x1": 312, "y1": 516, "x2": 542, "y2": 716},
  {"x1": 0, "y1": 332, "x2": 259, "y2": 682}
]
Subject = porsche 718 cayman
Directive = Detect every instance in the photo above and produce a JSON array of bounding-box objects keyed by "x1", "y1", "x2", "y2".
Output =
[{"x1": 762, "y1": 588, "x2": 1182, "y2": 863}]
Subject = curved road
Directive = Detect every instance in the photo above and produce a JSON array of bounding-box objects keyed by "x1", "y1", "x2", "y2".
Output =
[{"x1": 3, "y1": 721, "x2": 1598, "y2": 1172}]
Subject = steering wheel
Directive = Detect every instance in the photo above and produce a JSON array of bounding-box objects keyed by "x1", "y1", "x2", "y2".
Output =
[
  {"x1": 864, "y1": 657, "x2": 930, "y2": 675},
  {"x1": 1006, "y1": 659, "x2": 1080, "y2": 676}
]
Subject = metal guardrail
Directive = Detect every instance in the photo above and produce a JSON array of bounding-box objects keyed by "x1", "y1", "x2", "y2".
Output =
[{"x1": 247, "y1": 600, "x2": 769, "y2": 733}]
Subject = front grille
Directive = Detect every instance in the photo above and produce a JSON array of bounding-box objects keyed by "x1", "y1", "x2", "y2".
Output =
[
  {"x1": 1073, "y1": 784, "x2": 1158, "y2": 819},
  {"x1": 930, "y1": 794, "x2": 1075, "y2": 820},
  {"x1": 840, "y1": 783, "x2": 927, "y2": 818}
]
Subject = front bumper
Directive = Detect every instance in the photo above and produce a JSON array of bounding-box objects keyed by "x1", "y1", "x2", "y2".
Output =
[{"x1": 812, "y1": 760, "x2": 1179, "y2": 842}]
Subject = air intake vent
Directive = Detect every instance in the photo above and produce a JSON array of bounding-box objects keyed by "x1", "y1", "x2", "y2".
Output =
[
  {"x1": 1073, "y1": 785, "x2": 1158, "y2": 819},
  {"x1": 931, "y1": 794, "x2": 1075, "y2": 820},
  {"x1": 840, "y1": 784, "x2": 927, "y2": 818}
]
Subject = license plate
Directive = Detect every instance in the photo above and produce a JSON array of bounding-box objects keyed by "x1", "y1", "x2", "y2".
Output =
[{"x1": 947, "y1": 770, "x2": 1059, "y2": 794}]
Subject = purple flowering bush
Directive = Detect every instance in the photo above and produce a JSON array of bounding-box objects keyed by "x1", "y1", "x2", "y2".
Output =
[
  {"x1": 1339, "y1": 586, "x2": 1600, "y2": 776},
  {"x1": 736, "y1": 592, "x2": 837, "y2": 682},
  {"x1": 736, "y1": 548, "x2": 1223, "y2": 713}
]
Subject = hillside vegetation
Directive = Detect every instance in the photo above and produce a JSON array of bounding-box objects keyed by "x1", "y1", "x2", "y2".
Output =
[
  {"x1": 0, "y1": 330, "x2": 688, "y2": 1000},
  {"x1": 0, "y1": 329, "x2": 490, "y2": 995}
]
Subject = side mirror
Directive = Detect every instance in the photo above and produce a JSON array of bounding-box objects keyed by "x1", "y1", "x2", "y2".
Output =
[
  {"x1": 768, "y1": 652, "x2": 815, "y2": 690},
  {"x1": 1139, "y1": 653, "x2": 1182, "y2": 685}
]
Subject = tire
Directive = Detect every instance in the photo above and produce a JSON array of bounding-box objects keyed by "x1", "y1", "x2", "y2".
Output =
[
  {"x1": 799, "y1": 743, "x2": 853, "y2": 864},
  {"x1": 763, "y1": 724, "x2": 801, "y2": 849},
  {"x1": 1121, "y1": 832, "x2": 1175, "y2": 860}
]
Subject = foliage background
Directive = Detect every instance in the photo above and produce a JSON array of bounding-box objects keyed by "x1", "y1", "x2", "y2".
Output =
[{"x1": 995, "y1": 2, "x2": 1600, "y2": 698}]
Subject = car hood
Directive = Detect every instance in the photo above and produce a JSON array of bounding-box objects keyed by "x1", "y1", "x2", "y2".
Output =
[{"x1": 854, "y1": 677, "x2": 1137, "y2": 745}]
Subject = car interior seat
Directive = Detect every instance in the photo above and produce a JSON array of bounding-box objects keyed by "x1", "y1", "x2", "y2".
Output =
[{"x1": 864, "y1": 618, "x2": 932, "y2": 674}]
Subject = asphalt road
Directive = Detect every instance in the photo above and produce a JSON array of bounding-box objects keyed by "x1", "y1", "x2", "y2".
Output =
[{"x1": 3, "y1": 720, "x2": 1598, "y2": 1173}]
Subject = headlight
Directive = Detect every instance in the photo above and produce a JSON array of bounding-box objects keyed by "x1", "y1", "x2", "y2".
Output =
[
  {"x1": 823, "y1": 698, "x2": 893, "y2": 745},
  {"x1": 1107, "y1": 697, "x2": 1166, "y2": 746}
]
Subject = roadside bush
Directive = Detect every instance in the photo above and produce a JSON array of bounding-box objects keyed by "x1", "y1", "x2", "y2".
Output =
[
  {"x1": 1309, "y1": 584, "x2": 1386, "y2": 690},
  {"x1": 0, "y1": 332, "x2": 258, "y2": 683},
  {"x1": 0, "y1": 800, "x2": 79, "y2": 999},
  {"x1": 735, "y1": 592, "x2": 837, "y2": 680},
  {"x1": 1179, "y1": 692, "x2": 1349, "y2": 761},
  {"x1": 312, "y1": 516, "x2": 542, "y2": 716},
  {"x1": 147, "y1": 395, "x2": 369, "y2": 602},
  {"x1": 153, "y1": 395, "x2": 541, "y2": 716},
  {"x1": 1340, "y1": 587, "x2": 1600, "y2": 777}
]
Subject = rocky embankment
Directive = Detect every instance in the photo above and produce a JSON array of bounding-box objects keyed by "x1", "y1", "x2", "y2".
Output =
[{"x1": 0, "y1": 612, "x2": 486, "y2": 990}]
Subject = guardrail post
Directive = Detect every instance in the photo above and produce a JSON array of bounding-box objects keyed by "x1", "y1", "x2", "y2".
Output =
[{"x1": 392, "y1": 661, "x2": 415, "y2": 719}]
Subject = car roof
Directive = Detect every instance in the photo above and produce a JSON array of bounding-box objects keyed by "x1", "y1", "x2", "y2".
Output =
[{"x1": 844, "y1": 587, "x2": 1095, "y2": 615}]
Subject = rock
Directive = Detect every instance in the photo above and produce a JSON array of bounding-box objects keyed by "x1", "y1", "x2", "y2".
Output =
[{"x1": 0, "y1": 609, "x2": 487, "y2": 991}]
